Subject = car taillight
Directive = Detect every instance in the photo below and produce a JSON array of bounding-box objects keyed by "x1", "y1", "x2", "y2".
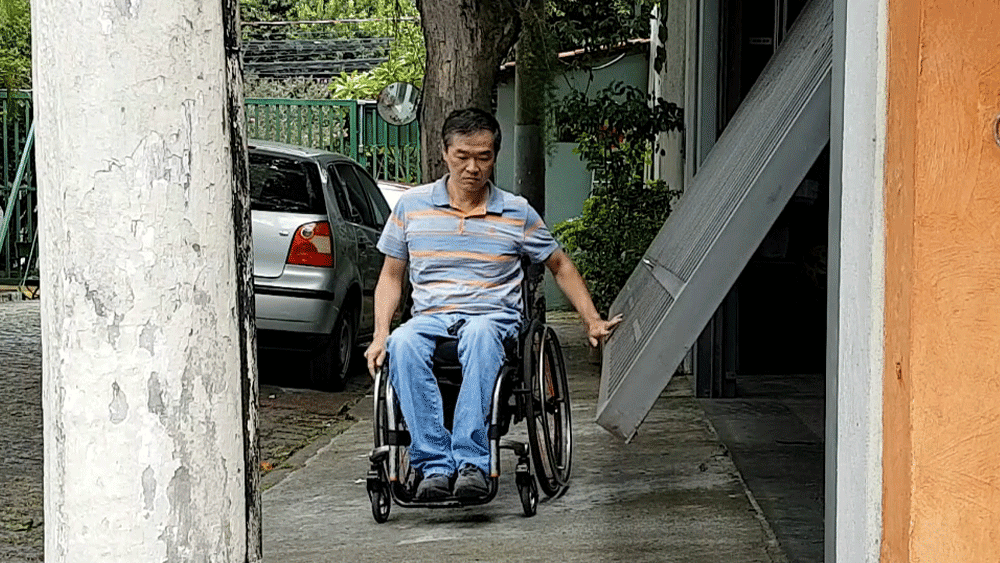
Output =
[{"x1": 287, "y1": 221, "x2": 334, "y2": 267}]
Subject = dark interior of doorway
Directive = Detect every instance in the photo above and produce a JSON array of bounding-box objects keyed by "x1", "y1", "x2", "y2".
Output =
[
  {"x1": 695, "y1": 0, "x2": 826, "y2": 561},
  {"x1": 699, "y1": 152, "x2": 828, "y2": 563}
]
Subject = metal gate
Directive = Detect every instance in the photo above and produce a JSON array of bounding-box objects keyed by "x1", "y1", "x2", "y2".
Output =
[
  {"x1": 0, "y1": 92, "x2": 37, "y2": 288},
  {"x1": 246, "y1": 97, "x2": 421, "y2": 184}
]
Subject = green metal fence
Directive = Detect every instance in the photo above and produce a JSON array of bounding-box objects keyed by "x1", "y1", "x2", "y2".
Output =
[
  {"x1": 246, "y1": 98, "x2": 359, "y2": 160},
  {"x1": 0, "y1": 94, "x2": 422, "y2": 289},
  {"x1": 0, "y1": 92, "x2": 37, "y2": 287},
  {"x1": 246, "y1": 97, "x2": 421, "y2": 184},
  {"x1": 357, "y1": 101, "x2": 421, "y2": 184}
]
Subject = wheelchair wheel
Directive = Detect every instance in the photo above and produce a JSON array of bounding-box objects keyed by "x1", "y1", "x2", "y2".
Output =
[
  {"x1": 524, "y1": 323, "x2": 573, "y2": 498},
  {"x1": 369, "y1": 366, "x2": 392, "y2": 522},
  {"x1": 516, "y1": 471, "x2": 538, "y2": 517},
  {"x1": 368, "y1": 474, "x2": 391, "y2": 523},
  {"x1": 373, "y1": 365, "x2": 419, "y2": 500}
]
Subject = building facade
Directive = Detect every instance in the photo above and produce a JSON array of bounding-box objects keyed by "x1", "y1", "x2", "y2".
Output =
[{"x1": 601, "y1": 0, "x2": 1000, "y2": 560}]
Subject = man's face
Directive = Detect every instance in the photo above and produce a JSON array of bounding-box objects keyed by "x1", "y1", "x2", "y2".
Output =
[{"x1": 442, "y1": 130, "x2": 496, "y2": 192}]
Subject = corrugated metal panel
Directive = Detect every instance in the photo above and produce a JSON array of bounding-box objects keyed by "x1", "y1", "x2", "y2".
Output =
[{"x1": 597, "y1": 0, "x2": 833, "y2": 441}]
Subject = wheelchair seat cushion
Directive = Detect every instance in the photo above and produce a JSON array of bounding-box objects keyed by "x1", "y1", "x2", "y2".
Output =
[
  {"x1": 432, "y1": 337, "x2": 461, "y2": 368},
  {"x1": 432, "y1": 335, "x2": 519, "y2": 385},
  {"x1": 430, "y1": 334, "x2": 520, "y2": 433}
]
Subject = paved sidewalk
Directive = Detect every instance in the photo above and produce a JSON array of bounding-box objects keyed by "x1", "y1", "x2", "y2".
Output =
[
  {"x1": 262, "y1": 313, "x2": 788, "y2": 563},
  {"x1": 0, "y1": 302, "x2": 43, "y2": 563}
]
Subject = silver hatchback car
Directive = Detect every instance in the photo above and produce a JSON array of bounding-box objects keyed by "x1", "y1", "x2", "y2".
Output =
[{"x1": 250, "y1": 140, "x2": 391, "y2": 390}]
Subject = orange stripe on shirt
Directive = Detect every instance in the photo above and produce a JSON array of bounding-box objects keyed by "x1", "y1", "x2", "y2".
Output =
[
  {"x1": 404, "y1": 208, "x2": 463, "y2": 221},
  {"x1": 524, "y1": 219, "x2": 544, "y2": 236},
  {"x1": 417, "y1": 278, "x2": 518, "y2": 290},
  {"x1": 409, "y1": 250, "x2": 515, "y2": 262},
  {"x1": 482, "y1": 215, "x2": 524, "y2": 227}
]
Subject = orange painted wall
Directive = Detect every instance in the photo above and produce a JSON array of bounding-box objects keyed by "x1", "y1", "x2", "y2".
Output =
[{"x1": 883, "y1": 0, "x2": 1000, "y2": 561}]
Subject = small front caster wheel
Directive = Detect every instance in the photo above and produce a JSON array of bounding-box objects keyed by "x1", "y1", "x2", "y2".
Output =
[
  {"x1": 516, "y1": 473, "x2": 538, "y2": 517},
  {"x1": 368, "y1": 480, "x2": 391, "y2": 523}
]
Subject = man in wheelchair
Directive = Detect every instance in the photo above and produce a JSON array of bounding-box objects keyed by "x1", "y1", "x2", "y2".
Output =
[{"x1": 364, "y1": 108, "x2": 621, "y2": 502}]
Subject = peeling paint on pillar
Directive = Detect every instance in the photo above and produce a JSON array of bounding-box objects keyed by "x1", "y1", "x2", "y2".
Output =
[
  {"x1": 142, "y1": 465, "x2": 157, "y2": 513},
  {"x1": 108, "y1": 382, "x2": 128, "y2": 424}
]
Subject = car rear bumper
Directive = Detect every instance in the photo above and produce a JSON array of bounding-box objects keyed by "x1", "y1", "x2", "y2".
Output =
[{"x1": 254, "y1": 286, "x2": 339, "y2": 344}]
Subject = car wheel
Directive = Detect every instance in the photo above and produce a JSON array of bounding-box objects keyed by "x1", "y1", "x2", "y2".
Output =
[{"x1": 309, "y1": 307, "x2": 355, "y2": 391}]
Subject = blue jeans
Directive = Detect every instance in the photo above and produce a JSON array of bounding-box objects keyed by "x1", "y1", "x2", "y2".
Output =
[{"x1": 387, "y1": 312, "x2": 519, "y2": 478}]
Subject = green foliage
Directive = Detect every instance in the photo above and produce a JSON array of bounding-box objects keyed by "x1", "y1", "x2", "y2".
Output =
[
  {"x1": 289, "y1": 0, "x2": 418, "y2": 30},
  {"x1": 244, "y1": 76, "x2": 336, "y2": 99},
  {"x1": 554, "y1": 180, "x2": 677, "y2": 314},
  {"x1": 240, "y1": 0, "x2": 299, "y2": 23},
  {"x1": 0, "y1": 0, "x2": 31, "y2": 90},
  {"x1": 552, "y1": 83, "x2": 683, "y2": 314},
  {"x1": 241, "y1": 0, "x2": 425, "y2": 101},
  {"x1": 328, "y1": 20, "x2": 424, "y2": 100},
  {"x1": 548, "y1": 0, "x2": 658, "y2": 57}
]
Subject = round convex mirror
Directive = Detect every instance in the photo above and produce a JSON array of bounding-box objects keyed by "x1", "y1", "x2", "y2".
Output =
[{"x1": 376, "y1": 82, "x2": 421, "y2": 126}]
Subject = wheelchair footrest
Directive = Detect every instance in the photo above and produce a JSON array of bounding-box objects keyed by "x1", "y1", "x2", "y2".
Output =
[
  {"x1": 369, "y1": 446, "x2": 389, "y2": 463},
  {"x1": 499, "y1": 439, "x2": 528, "y2": 457}
]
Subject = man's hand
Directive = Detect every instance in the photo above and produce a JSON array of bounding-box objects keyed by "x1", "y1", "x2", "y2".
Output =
[
  {"x1": 365, "y1": 334, "x2": 388, "y2": 378},
  {"x1": 586, "y1": 313, "x2": 623, "y2": 348}
]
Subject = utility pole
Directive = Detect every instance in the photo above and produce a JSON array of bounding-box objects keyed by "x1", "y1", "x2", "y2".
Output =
[
  {"x1": 32, "y1": 0, "x2": 260, "y2": 560},
  {"x1": 513, "y1": 0, "x2": 548, "y2": 319}
]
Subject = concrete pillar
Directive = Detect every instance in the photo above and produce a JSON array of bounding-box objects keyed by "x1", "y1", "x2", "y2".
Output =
[
  {"x1": 829, "y1": 0, "x2": 886, "y2": 560},
  {"x1": 32, "y1": 0, "x2": 258, "y2": 560}
]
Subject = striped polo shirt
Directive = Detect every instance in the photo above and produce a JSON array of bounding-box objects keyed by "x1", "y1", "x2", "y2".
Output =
[{"x1": 377, "y1": 176, "x2": 559, "y2": 317}]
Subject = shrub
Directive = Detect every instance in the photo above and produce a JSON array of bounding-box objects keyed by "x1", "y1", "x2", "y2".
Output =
[{"x1": 553, "y1": 82, "x2": 683, "y2": 314}]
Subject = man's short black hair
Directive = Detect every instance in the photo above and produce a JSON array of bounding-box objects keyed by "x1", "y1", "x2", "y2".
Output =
[{"x1": 441, "y1": 108, "x2": 502, "y2": 153}]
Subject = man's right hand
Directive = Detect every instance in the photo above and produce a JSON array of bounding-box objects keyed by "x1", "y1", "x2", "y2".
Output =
[{"x1": 365, "y1": 335, "x2": 388, "y2": 378}]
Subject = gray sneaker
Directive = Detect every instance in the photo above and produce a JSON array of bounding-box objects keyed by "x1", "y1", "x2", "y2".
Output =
[
  {"x1": 415, "y1": 473, "x2": 452, "y2": 501},
  {"x1": 454, "y1": 465, "x2": 488, "y2": 499}
]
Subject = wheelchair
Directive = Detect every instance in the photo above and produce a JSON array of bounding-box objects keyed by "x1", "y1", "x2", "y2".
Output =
[{"x1": 366, "y1": 288, "x2": 572, "y2": 522}]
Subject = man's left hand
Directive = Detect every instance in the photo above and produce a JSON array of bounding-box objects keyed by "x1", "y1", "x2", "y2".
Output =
[{"x1": 587, "y1": 314, "x2": 624, "y2": 347}]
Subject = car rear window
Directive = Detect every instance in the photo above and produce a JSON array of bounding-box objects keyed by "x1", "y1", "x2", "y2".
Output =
[{"x1": 249, "y1": 152, "x2": 325, "y2": 214}]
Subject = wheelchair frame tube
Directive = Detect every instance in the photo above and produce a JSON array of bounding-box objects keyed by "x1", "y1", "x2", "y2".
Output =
[
  {"x1": 386, "y1": 381, "x2": 400, "y2": 483},
  {"x1": 489, "y1": 368, "x2": 506, "y2": 478}
]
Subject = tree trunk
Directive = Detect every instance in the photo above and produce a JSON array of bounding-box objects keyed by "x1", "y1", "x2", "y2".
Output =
[
  {"x1": 513, "y1": 0, "x2": 548, "y2": 321},
  {"x1": 416, "y1": 0, "x2": 521, "y2": 181},
  {"x1": 513, "y1": 0, "x2": 546, "y2": 218},
  {"x1": 32, "y1": 0, "x2": 259, "y2": 560}
]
